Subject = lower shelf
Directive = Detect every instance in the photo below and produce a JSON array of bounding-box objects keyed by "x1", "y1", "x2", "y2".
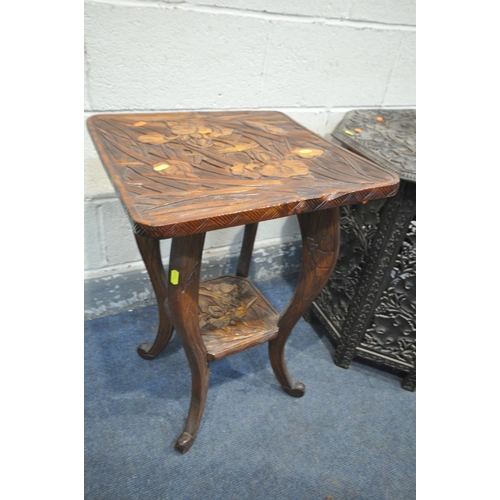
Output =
[{"x1": 198, "y1": 275, "x2": 279, "y2": 361}]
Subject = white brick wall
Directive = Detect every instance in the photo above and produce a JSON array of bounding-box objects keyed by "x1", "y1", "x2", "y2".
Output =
[{"x1": 84, "y1": 0, "x2": 415, "y2": 278}]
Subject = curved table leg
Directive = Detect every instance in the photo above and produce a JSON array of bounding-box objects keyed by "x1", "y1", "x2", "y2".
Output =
[
  {"x1": 167, "y1": 232, "x2": 209, "y2": 453},
  {"x1": 269, "y1": 208, "x2": 340, "y2": 397},
  {"x1": 134, "y1": 234, "x2": 174, "y2": 360},
  {"x1": 236, "y1": 223, "x2": 258, "y2": 278}
]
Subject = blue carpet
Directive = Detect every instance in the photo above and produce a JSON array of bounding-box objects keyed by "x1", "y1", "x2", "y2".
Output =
[{"x1": 85, "y1": 275, "x2": 415, "y2": 500}]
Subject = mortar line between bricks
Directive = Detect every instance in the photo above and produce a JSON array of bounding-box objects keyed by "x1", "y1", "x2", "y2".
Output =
[
  {"x1": 95, "y1": 203, "x2": 109, "y2": 267},
  {"x1": 85, "y1": 195, "x2": 119, "y2": 203},
  {"x1": 84, "y1": 44, "x2": 93, "y2": 110},
  {"x1": 84, "y1": 105, "x2": 416, "y2": 115},
  {"x1": 382, "y1": 32, "x2": 405, "y2": 105},
  {"x1": 87, "y1": 0, "x2": 416, "y2": 31},
  {"x1": 259, "y1": 25, "x2": 273, "y2": 103}
]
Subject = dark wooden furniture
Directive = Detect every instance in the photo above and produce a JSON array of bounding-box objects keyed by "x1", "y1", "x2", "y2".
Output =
[
  {"x1": 306, "y1": 109, "x2": 416, "y2": 391},
  {"x1": 87, "y1": 111, "x2": 399, "y2": 452}
]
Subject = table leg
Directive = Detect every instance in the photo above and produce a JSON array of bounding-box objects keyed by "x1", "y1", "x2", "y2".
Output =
[
  {"x1": 402, "y1": 368, "x2": 416, "y2": 392},
  {"x1": 167, "y1": 232, "x2": 209, "y2": 453},
  {"x1": 134, "y1": 234, "x2": 174, "y2": 360},
  {"x1": 269, "y1": 207, "x2": 340, "y2": 397},
  {"x1": 236, "y1": 223, "x2": 258, "y2": 278}
]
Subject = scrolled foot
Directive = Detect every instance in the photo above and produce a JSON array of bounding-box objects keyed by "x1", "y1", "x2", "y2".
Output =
[
  {"x1": 175, "y1": 432, "x2": 195, "y2": 453},
  {"x1": 137, "y1": 343, "x2": 156, "y2": 360},
  {"x1": 282, "y1": 381, "x2": 305, "y2": 398}
]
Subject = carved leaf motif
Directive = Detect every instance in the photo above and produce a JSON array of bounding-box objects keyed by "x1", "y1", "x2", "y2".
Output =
[
  {"x1": 252, "y1": 152, "x2": 274, "y2": 162},
  {"x1": 231, "y1": 160, "x2": 309, "y2": 179},
  {"x1": 234, "y1": 306, "x2": 248, "y2": 319},
  {"x1": 208, "y1": 126, "x2": 234, "y2": 137},
  {"x1": 246, "y1": 120, "x2": 286, "y2": 135},
  {"x1": 280, "y1": 160, "x2": 309, "y2": 176},
  {"x1": 234, "y1": 297, "x2": 258, "y2": 318},
  {"x1": 208, "y1": 314, "x2": 231, "y2": 329},
  {"x1": 217, "y1": 142, "x2": 260, "y2": 153}
]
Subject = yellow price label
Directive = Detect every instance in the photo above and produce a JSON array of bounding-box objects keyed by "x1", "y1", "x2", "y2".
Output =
[{"x1": 170, "y1": 270, "x2": 179, "y2": 285}]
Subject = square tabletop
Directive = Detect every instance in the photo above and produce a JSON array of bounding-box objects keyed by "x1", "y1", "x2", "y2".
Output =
[{"x1": 87, "y1": 111, "x2": 399, "y2": 239}]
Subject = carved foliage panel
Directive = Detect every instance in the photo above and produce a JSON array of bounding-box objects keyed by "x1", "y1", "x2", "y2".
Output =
[
  {"x1": 313, "y1": 195, "x2": 416, "y2": 367},
  {"x1": 87, "y1": 111, "x2": 399, "y2": 237},
  {"x1": 362, "y1": 219, "x2": 416, "y2": 364},
  {"x1": 313, "y1": 199, "x2": 386, "y2": 335}
]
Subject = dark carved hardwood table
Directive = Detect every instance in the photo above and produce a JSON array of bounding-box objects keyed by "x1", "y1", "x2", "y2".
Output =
[
  {"x1": 306, "y1": 109, "x2": 416, "y2": 391},
  {"x1": 87, "y1": 111, "x2": 399, "y2": 452}
]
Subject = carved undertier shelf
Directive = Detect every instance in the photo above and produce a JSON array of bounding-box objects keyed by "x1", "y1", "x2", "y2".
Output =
[{"x1": 197, "y1": 275, "x2": 279, "y2": 361}]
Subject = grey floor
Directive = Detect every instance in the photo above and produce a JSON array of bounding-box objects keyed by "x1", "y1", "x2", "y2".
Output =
[{"x1": 85, "y1": 275, "x2": 416, "y2": 500}]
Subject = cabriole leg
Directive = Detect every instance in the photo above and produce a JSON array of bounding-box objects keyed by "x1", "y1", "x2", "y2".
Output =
[
  {"x1": 134, "y1": 234, "x2": 174, "y2": 360},
  {"x1": 269, "y1": 208, "x2": 340, "y2": 397},
  {"x1": 167, "y1": 232, "x2": 209, "y2": 453}
]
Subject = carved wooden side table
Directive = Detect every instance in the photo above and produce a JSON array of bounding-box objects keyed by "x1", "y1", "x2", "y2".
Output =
[
  {"x1": 87, "y1": 111, "x2": 399, "y2": 452},
  {"x1": 306, "y1": 109, "x2": 416, "y2": 391}
]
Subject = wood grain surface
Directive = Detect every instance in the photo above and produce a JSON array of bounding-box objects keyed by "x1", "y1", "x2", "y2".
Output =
[{"x1": 87, "y1": 111, "x2": 400, "y2": 238}]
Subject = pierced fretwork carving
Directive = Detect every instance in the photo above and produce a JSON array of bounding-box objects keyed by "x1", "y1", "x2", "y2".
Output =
[{"x1": 310, "y1": 109, "x2": 416, "y2": 391}]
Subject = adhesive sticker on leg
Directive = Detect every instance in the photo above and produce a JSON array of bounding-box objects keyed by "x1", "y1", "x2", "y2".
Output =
[{"x1": 170, "y1": 270, "x2": 179, "y2": 285}]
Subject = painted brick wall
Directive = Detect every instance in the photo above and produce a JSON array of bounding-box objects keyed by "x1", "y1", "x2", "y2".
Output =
[{"x1": 84, "y1": 0, "x2": 415, "y2": 279}]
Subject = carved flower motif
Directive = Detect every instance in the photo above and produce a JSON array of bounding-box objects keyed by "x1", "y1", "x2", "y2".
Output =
[
  {"x1": 231, "y1": 160, "x2": 309, "y2": 179},
  {"x1": 137, "y1": 132, "x2": 171, "y2": 145},
  {"x1": 167, "y1": 122, "x2": 235, "y2": 148},
  {"x1": 216, "y1": 140, "x2": 260, "y2": 153},
  {"x1": 166, "y1": 122, "x2": 234, "y2": 138},
  {"x1": 214, "y1": 283, "x2": 235, "y2": 293},
  {"x1": 137, "y1": 122, "x2": 234, "y2": 149}
]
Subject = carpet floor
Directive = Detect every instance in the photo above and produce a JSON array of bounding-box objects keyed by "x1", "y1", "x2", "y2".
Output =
[{"x1": 85, "y1": 275, "x2": 416, "y2": 500}]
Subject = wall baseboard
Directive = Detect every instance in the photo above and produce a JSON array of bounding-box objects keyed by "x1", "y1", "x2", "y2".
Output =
[{"x1": 84, "y1": 240, "x2": 302, "y2": 320}]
